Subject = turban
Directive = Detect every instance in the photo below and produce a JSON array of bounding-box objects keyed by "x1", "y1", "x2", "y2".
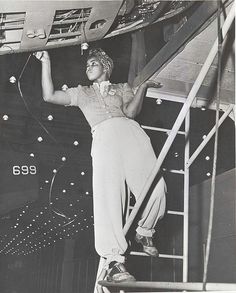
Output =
[{"x1": 88, "y1": 48, "x2": 114, "y2": 78}]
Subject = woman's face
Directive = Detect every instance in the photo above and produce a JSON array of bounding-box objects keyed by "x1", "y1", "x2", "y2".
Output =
[{"x1": 86, "y1": 57, "x2": 106, "y2": 81}]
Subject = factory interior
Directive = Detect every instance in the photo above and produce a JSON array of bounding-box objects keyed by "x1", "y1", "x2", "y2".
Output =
[{"x1": 0, "y1": 1, "x2": 235, "y2": 292}]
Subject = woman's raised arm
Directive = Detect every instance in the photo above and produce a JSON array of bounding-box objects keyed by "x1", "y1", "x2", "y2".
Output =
[
  {"x1": 123, "y1": 80, "x2": 162, "y2": 118},
  {"x1": 34, "y1": 51, "x2": 71, "y2": 105}
]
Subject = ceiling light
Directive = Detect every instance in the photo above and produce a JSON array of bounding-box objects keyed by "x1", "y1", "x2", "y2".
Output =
[
  {"x1": 81, "y1": 42, "x2": 89, "y2": 51},
  {"x1": 61, "y1": 84, "x2": 68, "y2": 91},
  {"x1": 156, "y1": 98, "x2": 162, "y2": 105},
  {"x1": 9, "y1": 76, "x2": 16, "y2": 83}
]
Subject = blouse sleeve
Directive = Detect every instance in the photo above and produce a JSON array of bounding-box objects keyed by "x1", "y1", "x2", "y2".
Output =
[
  {"x1": 122, "y1": 83, "x2": 134, "y2": 104},
  {"x1": 65, "y1": 85, "x2": 84, "y2": 107}
]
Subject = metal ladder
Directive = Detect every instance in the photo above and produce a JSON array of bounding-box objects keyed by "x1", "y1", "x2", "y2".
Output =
[
  {"x1": 128, "y1": 107, "x2": 190, "y2": 283},
  {"x1": 96, "y1": 4, "x2": 235, "y2": 291}
]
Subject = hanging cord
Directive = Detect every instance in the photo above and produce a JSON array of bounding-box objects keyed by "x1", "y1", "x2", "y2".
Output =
[
  {"x1": 80, "y1": 8, "x2": 89, "y2": 55},
  {"x1": 48, "y1": 156, "x2": 78, "y2": 227},
  {"x1": 202, "y1": 1, "x2": 223, "y2": 290},
  {"x1": 17, "y1": 54, "x2": 58, "y2": 144},
  {"x1": 16, "y1": 53, "x2": 78, "y2": 225}
]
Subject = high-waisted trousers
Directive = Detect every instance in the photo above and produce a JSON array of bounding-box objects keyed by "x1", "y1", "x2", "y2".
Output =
[{"x1": 91, "y1": 117, "x2": 166, "y2": 264}]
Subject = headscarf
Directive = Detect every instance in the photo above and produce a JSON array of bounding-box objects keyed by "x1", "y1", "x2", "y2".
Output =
[{"x1": 87, "y1": 48, "x2": 114, "y2": 78}]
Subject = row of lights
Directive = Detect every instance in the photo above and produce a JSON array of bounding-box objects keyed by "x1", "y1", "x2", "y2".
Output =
[
  {"x1": 0, "y1": 201, "x2": 94, "y2": 256},
  {"x1": 0, "y1": 134, "x2": 92, "y2": 254},
  {"x1": 2, "y1": 113, "x2": 80, "y2": 147}
]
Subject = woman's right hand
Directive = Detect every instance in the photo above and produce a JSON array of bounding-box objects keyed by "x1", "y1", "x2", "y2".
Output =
[{"x1": 33, "y1": 51, "x2": 50, "y2": 63}]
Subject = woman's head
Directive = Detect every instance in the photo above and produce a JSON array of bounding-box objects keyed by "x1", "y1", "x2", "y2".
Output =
[{"x1": 86, "y1": 48, "x2": 113, "y2": 81}]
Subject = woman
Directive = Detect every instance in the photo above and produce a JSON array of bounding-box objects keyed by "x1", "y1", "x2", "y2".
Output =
[{"x1": 34, "y1": 48, "x2": 166, "y2": 283}]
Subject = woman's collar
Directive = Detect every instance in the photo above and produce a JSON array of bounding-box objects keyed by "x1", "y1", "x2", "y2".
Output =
[{"x1": 93, "y1": 80, "x2": 111, "y2": 87}]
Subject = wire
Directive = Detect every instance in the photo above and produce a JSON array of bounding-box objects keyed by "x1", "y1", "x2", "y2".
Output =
[
  {"x1": 1, "y1": 45, "x2": 15, "y2": 53},
  {"x1": 202, "y1": 1, "x2": 223, "y2": 289},
  {"x1": 68, "y1": 9, "x2": 83, "y2": 33},
  {"x1": 16, "y1": 53, "x2": 79, "y2": 225},
  {"x1": 48, "y1": 150, "x2": 79, "y2": 226},
  {"x1": 80, "y1": 8, "x2": 89, "y2": 55},
  {"x1": 59, "y1": 9, "x2": 78, "y2": 22},
  {"x1": 17, "y1": 54, "x2": 58, "y2": 144}
]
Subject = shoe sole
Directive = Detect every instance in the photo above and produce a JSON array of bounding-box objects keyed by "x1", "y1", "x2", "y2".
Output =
[
  {"x1": 107, "y1": 276, "x2": 136, "y2": 283},
  {"x1": 135, "y1": 237, "x2": 159, "y2": 257},
  {"x1": 107, "y1": 272, "x2": 136, "y2": 283}
]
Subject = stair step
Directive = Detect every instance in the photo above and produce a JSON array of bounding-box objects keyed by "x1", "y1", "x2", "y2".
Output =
[
  {"x1": 162, "y1": 168, "x2": 185, "y2": 174},
  {"x1": 130, "y1": 251, "x2": 184, "y2": 260},
  {"x1": 129, "y1": 207, "x2": 184, "y2": 216},
  {"x1": 141, "y1": 125, "x2": 186, "y2": 135},
  {"x1": 167, "y1": 210, "x2": 184, "y2": 216},
  {"x1": 98, "y1": 281, "x2": 236, "y2": 291}
]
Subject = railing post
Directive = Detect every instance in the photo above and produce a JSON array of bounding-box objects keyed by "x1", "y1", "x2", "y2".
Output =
[{"x1": 183, "y1": 111, "x2": 190, "y2": 282}]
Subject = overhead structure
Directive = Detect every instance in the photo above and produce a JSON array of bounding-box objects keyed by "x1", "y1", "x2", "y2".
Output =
[
  {"x1": 0, "y1": 0, "x2": 123, "y2": 54},
  {"x1": 0, "y1": 0, "x2": 196, "y2": 55}
]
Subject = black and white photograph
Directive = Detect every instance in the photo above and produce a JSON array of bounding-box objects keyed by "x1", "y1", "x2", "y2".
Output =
[{"x1": 0, "y1": 1, "x2": 235, "y2": 293}]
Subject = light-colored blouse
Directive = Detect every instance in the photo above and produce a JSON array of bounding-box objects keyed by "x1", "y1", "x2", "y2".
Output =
[{"x1": 65, "y1": 82, "x2": 134, "y2": 128}]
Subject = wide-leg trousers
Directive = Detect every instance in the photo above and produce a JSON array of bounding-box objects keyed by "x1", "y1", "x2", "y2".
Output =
[{"x1": 91, "y1": 117, "x2": 166, "y2": 263}]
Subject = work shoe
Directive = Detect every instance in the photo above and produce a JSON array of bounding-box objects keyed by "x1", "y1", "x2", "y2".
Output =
[
  {"x1": 135, "y1": 233, "x2": 159, "y2": 257},
  {"x1": 106, "y1": 261, "x2": 136, "y2": 283}
]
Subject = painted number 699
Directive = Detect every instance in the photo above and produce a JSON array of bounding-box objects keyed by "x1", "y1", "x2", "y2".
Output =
[{"x1": 12, "y1": 165, "x2": 37, "y2": 175}]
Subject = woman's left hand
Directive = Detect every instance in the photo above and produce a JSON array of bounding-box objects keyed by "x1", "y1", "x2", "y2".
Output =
[{"x1": 144, "y1": 79, "x2": 162, "y2": 88}]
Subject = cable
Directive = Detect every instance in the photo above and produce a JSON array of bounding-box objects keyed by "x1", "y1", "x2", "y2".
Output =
[
  {"x1": 16, "y1": 53, "x2": 79, "y2": 225},
  {"x1": 80, "y1": 8, "x2": 89, "y2": 55},
  {"x1": 59, "y1": 9, "x2": 78, "y2": 22},
  {"x1": 1, "y1": 45, "x2": 15, "y2": 53},
  {"x1": 202, "y1": 1, "x2": 223, "y2": 289},
  {"x1": 17, "y1": 54, "x2": 58, "y2": 144},
  {"x1": 48, "y1": 157, "x2": 77, "y2": 226},
  {"x1": 68, "y1": 9, "x2": 83, "y2": 33}
]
